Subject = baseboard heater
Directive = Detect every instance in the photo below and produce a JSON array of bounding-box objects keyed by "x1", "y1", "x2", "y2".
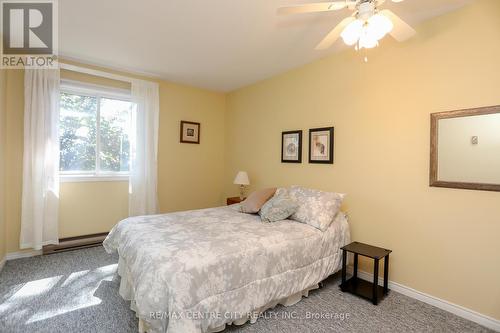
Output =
[{"x1": 42, "y1": 232, "x2": 108, "y2": 255}]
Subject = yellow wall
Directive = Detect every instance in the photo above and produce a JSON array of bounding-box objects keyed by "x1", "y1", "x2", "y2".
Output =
[
  {"x1": 0, "y1": 69, "x2": 7, "y2": 261},
  {"x1": 58, "y1": 182, "x2": 129, "y2": 238},
  {"x1": 157, "y1": 81, "x2": 226, "y2": 212},
  {"x1": 4, "y1": 62, "x2": 226, "y2": 248},
  {"x1": 224, "y1": 0, "x2": 500, "y2": 320}
]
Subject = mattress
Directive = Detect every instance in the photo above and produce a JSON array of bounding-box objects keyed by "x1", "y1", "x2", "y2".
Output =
[{"x1": 103, "y1": 205, "x2": 350, "y2": 333}]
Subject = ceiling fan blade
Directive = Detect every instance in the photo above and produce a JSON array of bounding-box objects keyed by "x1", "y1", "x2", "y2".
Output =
[
  {"x1": 277, "y1": 2, "x2": 347, "y2": 15},
  {"x1": 315, "y1": 16, "x2": 356, "y2": 50},
  {"x1": 379, "y1": 9, "x2": 416, "y2": 42}
]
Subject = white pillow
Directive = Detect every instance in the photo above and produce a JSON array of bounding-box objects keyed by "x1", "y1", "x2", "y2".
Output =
[{"x1": 288, "y1": 186, "x2": 345, "y2": 231}]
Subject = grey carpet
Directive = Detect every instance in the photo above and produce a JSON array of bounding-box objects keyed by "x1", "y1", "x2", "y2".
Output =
[{"x1": 0, "y1": 246, "x2": 493, "y2": 333}]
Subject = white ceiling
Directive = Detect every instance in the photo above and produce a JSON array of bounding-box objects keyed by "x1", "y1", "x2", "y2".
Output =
[{"x1": 59, "y1": 0, "x2": 473, "y2": 92}]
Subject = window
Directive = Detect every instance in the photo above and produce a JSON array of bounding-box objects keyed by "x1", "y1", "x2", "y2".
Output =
[{"x1": 59, "y1": 83, "x2": 133, "y2": 181}]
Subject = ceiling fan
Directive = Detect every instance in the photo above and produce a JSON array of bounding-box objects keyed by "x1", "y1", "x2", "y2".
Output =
[{"x1": 278, "y1": 0, "x2": 416, "y2": 52}]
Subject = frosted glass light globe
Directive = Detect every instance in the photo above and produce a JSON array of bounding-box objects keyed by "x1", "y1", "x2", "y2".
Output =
[
  {"x1": 366, "y1": 13, "x2": 393, "y2": 41},
  {"x1": 341, "y1": 19, "x2": 363, "y2": 46}
]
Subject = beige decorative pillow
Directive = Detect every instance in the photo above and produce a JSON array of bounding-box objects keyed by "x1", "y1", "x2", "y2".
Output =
[{"x1": 241, "y1": 188, "x2": 277, "y2": 213}]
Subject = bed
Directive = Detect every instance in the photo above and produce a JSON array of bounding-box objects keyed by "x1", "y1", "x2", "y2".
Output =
[{"x1": 103, "y1": 204, "x2": 350, "y2": 333}]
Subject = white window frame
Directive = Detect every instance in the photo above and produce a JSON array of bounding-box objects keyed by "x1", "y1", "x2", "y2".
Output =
[{"x1": 59, "y1": 80, "x2": 133, "y2": 183}]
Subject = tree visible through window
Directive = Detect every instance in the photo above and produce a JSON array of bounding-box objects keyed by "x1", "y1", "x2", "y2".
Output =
[{"x1": 59, "y1": 89, "x2": 132, "y2": 176}]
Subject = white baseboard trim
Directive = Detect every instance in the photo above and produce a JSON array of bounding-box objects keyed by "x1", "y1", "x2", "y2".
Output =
[
  {"x1": 350, "y1": 268, "x2": 500, "y2": 332},
  {"x1": 5, "y1": 249, "x2": 42, "y2": 261}
]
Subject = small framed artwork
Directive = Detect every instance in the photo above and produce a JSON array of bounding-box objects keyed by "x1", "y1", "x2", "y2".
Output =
[
  {"x1": 180, "y1": 121, "x2": 200, "y2": 144},
  {"x1": 309, "y1": 127, "x2": 334, "y2": 164},
  {"x1": 281, "y1": 130, "x2": 302, "y2": 163}
]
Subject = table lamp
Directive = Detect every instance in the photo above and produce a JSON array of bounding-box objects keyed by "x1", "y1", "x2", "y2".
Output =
[{"x1": 233, "y1": 171, "x2": 250, "y2": 200}]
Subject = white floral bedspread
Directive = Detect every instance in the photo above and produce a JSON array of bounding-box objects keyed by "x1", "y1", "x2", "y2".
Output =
[{"x1": 103, "y1": 205, "x2": 350, "y2": 333}]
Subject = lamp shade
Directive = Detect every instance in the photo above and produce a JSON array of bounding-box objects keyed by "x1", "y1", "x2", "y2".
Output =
[{"x1": 233, "y1": 171, "x2": 250, "y2": 185}]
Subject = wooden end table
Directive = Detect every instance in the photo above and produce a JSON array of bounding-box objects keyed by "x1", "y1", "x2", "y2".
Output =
[
  {"x1": 340, "y1": 241, "x2": 392, "y2": 305},
  {"x1": 226, "y1": 197, "x2": 245, "y2": 205}
]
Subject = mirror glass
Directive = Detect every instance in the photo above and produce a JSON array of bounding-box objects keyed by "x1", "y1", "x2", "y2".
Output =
[{"x1": 438, "y1": 113, "x2": 500, "y2": 183}]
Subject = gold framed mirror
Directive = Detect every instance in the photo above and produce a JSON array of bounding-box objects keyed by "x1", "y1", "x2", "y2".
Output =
[{"x1": 430, "y1": 105, "x2": 500, "y2": 192}]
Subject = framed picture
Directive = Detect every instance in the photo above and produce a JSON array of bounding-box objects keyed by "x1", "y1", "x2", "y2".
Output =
[
  {"x1": 281, "y1": 130, "x2": 302, "y2": 163},
  {"x1": 180, "y1": 121, "x2": 200, "y2": 144},
  {"x1": 309, "y1": 127, "x2": 334, "y2": 164}
]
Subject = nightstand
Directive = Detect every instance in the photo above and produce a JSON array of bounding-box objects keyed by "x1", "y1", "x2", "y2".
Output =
[
  {"x1": 227, "y1": 197, "x2": 245, "y2": 205},
  {"x1": 340, "y1": 241, "x2": 392, "y2": 305}
]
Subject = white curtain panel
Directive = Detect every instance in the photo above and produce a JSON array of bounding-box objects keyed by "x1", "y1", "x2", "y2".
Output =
[
  {"x1": 20, "y1": 69, "x2": 60, "y2": 250},
  {"x1": 129, "y1": 80, "x2": 160, "y2": 216}
]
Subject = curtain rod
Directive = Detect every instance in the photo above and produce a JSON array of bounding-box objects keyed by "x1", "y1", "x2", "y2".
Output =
[{"x1": 59, "y1": 63, "x2": 136, "y2": 84}]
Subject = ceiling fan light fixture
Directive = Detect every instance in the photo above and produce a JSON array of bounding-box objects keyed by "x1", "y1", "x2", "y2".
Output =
[
  {"x1": 296, "y1": 0, "x2": 415, "y2": 52},
  {"x1": 340, "y1": 10, "x2": 394, "y2": 51}
]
